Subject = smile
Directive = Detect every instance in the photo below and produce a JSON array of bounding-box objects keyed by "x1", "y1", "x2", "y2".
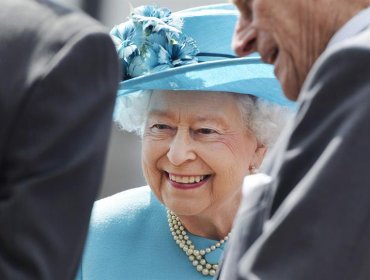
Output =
[
  {"x1": 169, "y1": 174, "x2": 206, "y2": 183},
  {"x1": 166, "y1": 172, "x2": 210, "y2": 190},
  {"x1": 269, "y1": 48, "x2": 279, "y2": 64},
  {"x1": 262, "y1": 47, "x2": 279, "y2": 65}
]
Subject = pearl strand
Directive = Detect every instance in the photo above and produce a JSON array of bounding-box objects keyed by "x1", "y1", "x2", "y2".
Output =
[{"x1": 167, "y1": 209, "x2": 230, "y2": 277}]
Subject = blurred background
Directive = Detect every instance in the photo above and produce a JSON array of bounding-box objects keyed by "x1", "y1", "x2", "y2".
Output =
[{"x1": 56, "y1": 0, "x2": 228, "y2": 198}]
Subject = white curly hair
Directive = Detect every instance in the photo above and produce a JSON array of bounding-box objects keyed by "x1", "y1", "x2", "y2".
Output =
[{"x1": 113, "y1": 90, "x2": 294, "y2": 148}]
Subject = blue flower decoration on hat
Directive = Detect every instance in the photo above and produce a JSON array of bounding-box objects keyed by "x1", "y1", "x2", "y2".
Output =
[{"x1": 110, "y1": 5, "x2": 200, "y2": 80}]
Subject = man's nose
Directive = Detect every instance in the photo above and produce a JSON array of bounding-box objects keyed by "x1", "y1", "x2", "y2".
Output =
[
  {"x1": 166, "y1": 130, "x2": 196, "y2": 166},
  {"x1": 232, "y1": 16, "x2": 257, "y2": 57}
]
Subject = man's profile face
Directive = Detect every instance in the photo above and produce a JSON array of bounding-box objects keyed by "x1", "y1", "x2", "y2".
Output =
[{"x1": 232, "y1": 0, "x2": 329, "y2": 100}]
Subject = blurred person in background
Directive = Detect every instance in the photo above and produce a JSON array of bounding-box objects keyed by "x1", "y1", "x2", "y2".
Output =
[
  {"x1": 0, "y1": 0, "x2": 119, "y2": 279},
  {"x1": 76, "y1": 4, "x2": 294, "y2": 279}
]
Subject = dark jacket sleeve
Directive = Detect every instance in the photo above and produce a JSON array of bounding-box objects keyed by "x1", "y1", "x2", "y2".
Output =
[
  {"x1": 238, "y1": 42, "x2": 370, "y2": 279},
  {"x1": 0, "y1": 21, "x2": 120, "y2": 280}
]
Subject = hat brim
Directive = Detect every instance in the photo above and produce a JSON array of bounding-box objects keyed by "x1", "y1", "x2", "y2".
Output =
[{"x1": 118, "y1": 57, "x2": 295, "y2": 107}]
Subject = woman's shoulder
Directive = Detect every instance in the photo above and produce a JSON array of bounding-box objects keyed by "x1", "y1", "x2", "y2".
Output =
[
  {"x1": 93, "y1": 185, "x2": 152, "y2": 212},
  {"x1": 80, "y1": 186, "x2": 170, "y2": 279},
  {"x1": 90, "y1": 186, "x2": 163, "y2": 228}
]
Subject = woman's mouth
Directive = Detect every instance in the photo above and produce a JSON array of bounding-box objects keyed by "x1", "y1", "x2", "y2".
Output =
[{"x1": 166, "y1": 172, "x2": 211, "y2": 190}]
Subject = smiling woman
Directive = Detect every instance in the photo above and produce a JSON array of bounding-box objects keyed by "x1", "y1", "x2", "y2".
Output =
[
  {"x1": 76, "y1": 4, "x2": 294, "y2": 280},
  {"x1": 142, "y1": 90, "x2": 264, "y2": 228}
]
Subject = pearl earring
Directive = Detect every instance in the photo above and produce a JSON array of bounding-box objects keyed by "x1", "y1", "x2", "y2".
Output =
[{"x1": 250, "y1": 165, "x2": 259, "y2": 174}]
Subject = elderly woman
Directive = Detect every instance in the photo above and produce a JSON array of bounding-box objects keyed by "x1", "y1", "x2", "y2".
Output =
[{"x1": 76, "y1": 4, "x2": 294, "y2": 280}]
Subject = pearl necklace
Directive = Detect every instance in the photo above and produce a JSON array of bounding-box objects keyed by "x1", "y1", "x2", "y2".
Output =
[{"x1": 167, "y1": 209, "x2": 230, "y2": 277}]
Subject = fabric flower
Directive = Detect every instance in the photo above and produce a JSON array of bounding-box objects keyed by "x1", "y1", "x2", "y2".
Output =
[{"x1": 110, "y1": 5, "x2": 199, "y2": 80}]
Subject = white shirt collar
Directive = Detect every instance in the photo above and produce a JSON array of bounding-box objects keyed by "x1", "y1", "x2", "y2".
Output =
[{"x1": 328, "y1": 5, "x2": 370, "y2": 47}]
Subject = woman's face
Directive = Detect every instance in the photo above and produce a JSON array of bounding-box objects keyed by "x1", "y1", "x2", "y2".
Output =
[{"x1": 142, "y1": 90, "x2": 266, "y2": 217}]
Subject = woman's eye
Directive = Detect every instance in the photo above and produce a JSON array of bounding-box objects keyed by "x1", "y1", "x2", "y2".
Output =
[
  {"x1": 151, "y1": 124, "x2": 172, "y2": 130},
  {"x1": 197, "y1": 128, "x2": 217, "y2": 135}
]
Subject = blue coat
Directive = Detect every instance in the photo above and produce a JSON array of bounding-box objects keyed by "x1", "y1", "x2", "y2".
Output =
[{"x1": 76, "y1": 186, "x2": 225, "y2": 279}]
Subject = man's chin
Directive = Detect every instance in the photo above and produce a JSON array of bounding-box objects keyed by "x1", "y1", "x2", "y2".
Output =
[{"x1": 281, "y1": 78, "x2": 301, "y2": 101}]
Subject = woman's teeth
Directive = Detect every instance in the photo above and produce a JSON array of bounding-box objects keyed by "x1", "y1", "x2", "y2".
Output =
[{"x1": 169, "y1": 174, "x2": 205, "y2": 184}]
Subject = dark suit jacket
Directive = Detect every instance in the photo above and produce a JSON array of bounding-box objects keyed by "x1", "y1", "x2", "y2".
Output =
[
  {"x1": 0, "y1": 0, "x2": 119, "y2": 279},
  {"x1": 218, "y1": 23, "x2": 370, "y2": 280}
]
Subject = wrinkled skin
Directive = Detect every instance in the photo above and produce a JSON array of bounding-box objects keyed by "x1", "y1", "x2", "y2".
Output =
[
  {"x1": 231, "y1": 0, "x2": 369, "y2": 100},
  {"x1": 141, "y1": 90, "x2": 266, "y2": 239}
]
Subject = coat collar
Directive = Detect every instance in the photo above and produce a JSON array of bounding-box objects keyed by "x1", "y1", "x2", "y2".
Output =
[{"x1": 328, "y1": 5, "x2": 370, "y2": 48}]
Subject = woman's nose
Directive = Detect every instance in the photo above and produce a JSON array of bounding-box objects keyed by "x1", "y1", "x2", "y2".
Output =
[{"x1": 166, "y1": 130, "x2": 196, "y2": 166}]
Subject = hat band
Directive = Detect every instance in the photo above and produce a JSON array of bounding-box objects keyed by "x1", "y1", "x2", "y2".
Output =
[{"x1": 197, "y1": 52, "x2": 237, "y2": 62}]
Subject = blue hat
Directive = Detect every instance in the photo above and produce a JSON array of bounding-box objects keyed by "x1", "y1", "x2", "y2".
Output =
[{"x1": 111, "y1": 4, "x2": 294, "y2": 107}]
